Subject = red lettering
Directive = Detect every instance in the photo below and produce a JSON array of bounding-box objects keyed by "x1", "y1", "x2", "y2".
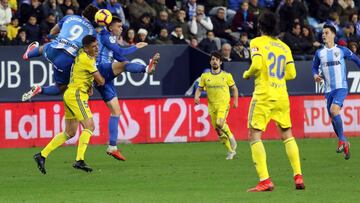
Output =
[
  {"x1": 343, "y1": 107, "x2": 353, "y2": 125},
  {"x1": 355, "y1": 106, "x2": 360, "y2": 125},
  {"x1": 311, "y1": 107, "x2": 320, "y2": 126},
  {"x1": 321, "y1": 107, "x2": 331, "y2": 125}
]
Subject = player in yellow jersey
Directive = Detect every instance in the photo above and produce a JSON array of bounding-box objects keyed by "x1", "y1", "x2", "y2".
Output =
[
  {"x1": 33, "y1": 35, "x2": 105, "y2": 174},
  {"x1": 194, "y1": 51, "x2": 239, "y2": 160},
  {"x1": 243, "y1": 12, "x2": 305, "y2": 191}
]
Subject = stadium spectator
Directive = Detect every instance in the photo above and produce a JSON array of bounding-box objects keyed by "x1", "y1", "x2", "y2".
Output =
[
  {"x1": 154, "y1": 27, "x2": 172, "y2": 44},
  {"x1": 19, "y1": 0, "x2": 44, "y2": 25},
  {"x1": 135, "y1": 13, "x2": 155, "y2": 37},
  {"x1": 152, "y1": 0, "x2": 173, "y2": 17},
  {"x1": 6, "y1": 16, "x2": 19, "y2": 40},
  {"x1": 189, "y1": 4, "x2": 213, "y2": 42},
  {"x1": 12, "y1": 28, "x2": 29, "y2": 45},
  {"x1": 349, "y1": 12, "x2": 358, "y2": 26},
  {"x1": 239, "y1": 32, "x2": 250, "y2": 48},
  {"x1": 248, "y1": 0, "x2": 263, "y2": 19},
  {"x1": 283, "y1": 23, "x2": 312, "y2": 59},
  {"x1": 22, "y1": 15, "x2": 41, "y2": 42},
  {"x1": 0, "y1": 24, "x2": 10, "y2": 45},
  {"x1": 0, "y1": 0, "x2": 12, "y2": 26},
  {"x1": 198, "y1": 30, "x2": 218, "y2": 53},
  {"x1": 230, "y1": 41, "x2": 250, "y2": 61},
  {"x1": 92, "y1": 0, "x2": 107, "y2": 9},
  {"x1": 128, "y1": 0, "x2": 156, "y2": 24},
  {"x1": 154, "y1": 10, "x2": 174, "y2": 35},
  {"x1": 124, "y1": 28, "x2": 136, "y2": 45},
  {"x1": 342, "y1": 22, "x2": 360, "y2": 42},
  {"x1": 348, "y1": 41, "x2": 359, "y2": 56},
  {"x1": 302, "y1": 25, "x2": 321, "y2": 54},
  {"x1": 60, "y1": 0, "x2": 79, "y2": 15},
  {"x1": 8, "y1": 0, "x2": 16, "y2": 12},
  {"x1": 317, "y1": 0, "x2": 343, "y2": 23},
  {"x1": 136, "y1": 28, "x2": 149, "y2": 43},
  {"x1": 174, "y1": 9, "x2": 190, "y2": 39},
  {"x1": 221, "y1": 43, "x2": 232, "y2": 61},
  {"x1": 171, "y1": 26, "x2": 187, "y2": 44},
  {"x1": 277, "y1": 0, "x2": 307, "y2": 32},
  {"x1": 231, "y1": 2, "x2": 256, "y2": 37},
  {"x1": 183, "y1": 0, "x2": 197, "y2": 19},
  {"x1": 190, "y1": 36, "x2": 198, "y2": 48},
  {"x1": 40, "y1": 13, "x2": 56, "y2": 43},
  {"x1": 338, "y1": 0, "x2": 357, "y2": 23},
  {"x1": 107, "y1": 0, "x2": 126, "y2": 25},
  {"x1": 42, "y1": 0, "x2": 63, "y2": 22},
  {"x1": 65, "y1": 8, "x2": 75, "y2": 15},
  {"x1": 211, "y1": 7, "x2": 237, "y2": 44},
  {"x1": 227, "y1": 0, "x2": 242, "y2": 12}
]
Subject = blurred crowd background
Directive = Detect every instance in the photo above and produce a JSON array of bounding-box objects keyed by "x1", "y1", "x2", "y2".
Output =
[{"x1": 1, "y1": 0, "x2": 360, "y2": 61}]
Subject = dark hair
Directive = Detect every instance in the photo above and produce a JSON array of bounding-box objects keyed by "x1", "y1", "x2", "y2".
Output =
[
  {"x1": 258, "y1": 11, "x2": 277, "y2": 36},
  {"x1": 210, "y1": 51, "x2": 223, "y2": 61},
  {"x1": 206, "y1": 30, "x2": 214, "y2": 35},
  {"x1": 292, "y1": 22, "x2": 301, "y2": 29},
  {"x1": 323, "y1": 24, "x2": 336, "y2": 34},
  {"x1": 107, "y1": 16, "x2": 122, "y2": 30},
  {"x1": 82, "y1": 35, "x2": 97, "y2": 47},
  {"x1": 82, "y1": 4, "x2": 99, "y2": 23}
]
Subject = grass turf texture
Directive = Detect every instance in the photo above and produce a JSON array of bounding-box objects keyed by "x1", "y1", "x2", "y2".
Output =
[{"x1": 0, "y1": 138, "x2": 359, "y2": 203}]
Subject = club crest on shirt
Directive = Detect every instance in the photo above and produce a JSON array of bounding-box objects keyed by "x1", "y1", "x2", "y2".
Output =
[
  {"x1": 109, "y1": 36, "x2": 116, "y2": 43},
  {"x1": 251, "y1": 47, "x2": 259, "y2": 52},
  {"x1": 334, "y1": 52, "x2": 339, "y2": 57}
]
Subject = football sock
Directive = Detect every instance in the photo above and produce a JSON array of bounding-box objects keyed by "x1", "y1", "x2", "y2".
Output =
[
  {"x1": 125, "y1": 63, "x2": 146, "y2": 73},
  {"x1": 109, "y1": 116, "x2": 119, "y2": 146},
  {"x1": 76, "y1": 129, "x2": 92, "y2": 161},
  {"x1": 41, "y1": 85, "x2": 62, "y2": 95},
  {"x1": 28, "y1": 47, "x2": 41, "y2": 58},
  {"x1": 41, "y1": 132, "x2": 69, "y2": 158},
  {"x1": 251, "y1": 140, "x2": 269, "y2": 181},
  {"x1": 219, "y1": 134, "x2": 232, "y2": 152},
  {"x1": 284, "y1": 137, "x2": 302, "y2": 176},
  {"x1": 332, "y1": 115, "x2": 347, "y2": 141}
]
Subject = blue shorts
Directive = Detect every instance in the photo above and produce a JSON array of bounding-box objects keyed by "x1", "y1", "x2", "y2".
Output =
[
  {"x1": 43, "y1": 43, "x2": 75, "y2": 85},
  {"x1": 96, "y1": 63, "x2": 117, "y2": 102},
  {"x1": 325, "y1": 88, "x2": 348, "y2": 113}
]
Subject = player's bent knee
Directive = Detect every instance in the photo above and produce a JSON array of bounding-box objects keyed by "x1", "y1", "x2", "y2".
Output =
[{"x1": 81, "y1": 119, "x2": 95, "y2": 132}]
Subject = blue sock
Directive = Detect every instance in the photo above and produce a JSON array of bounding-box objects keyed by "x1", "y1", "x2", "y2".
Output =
[
  {"x1": 41, "y1": 85, "x2": 62, "y2": 95},
  {"x1": 28, "y1": 47, "x2": 41, "y2": 58},
  {"x1": 125, "y1": 63, "x2": 146, "y2": 73},
  {"x1": 109, "y1": 116, "x2": 119, "y2": 146},
  {"x1": 332, "y1": 115, "x2": 347, "y2": 141}
]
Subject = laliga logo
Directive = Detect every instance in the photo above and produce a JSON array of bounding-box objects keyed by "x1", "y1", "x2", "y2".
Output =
[{"x1": 118, "y1": 102, "x2": 140, "y2": 141}]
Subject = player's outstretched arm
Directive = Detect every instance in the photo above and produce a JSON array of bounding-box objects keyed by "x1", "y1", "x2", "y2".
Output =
[
  {"x1": 243, "y1": 55, "x2": 261, "y2": 79},
  {"x1": 50, "y1": 24, "x2": 60, "y2": 36},
  {"x1": 194, "y1": 87, "x2": 203, "y2": 105},
  {"x1": 93, "y1": 71, "x2": 105, "y2": 86},
  {"x1": 230, "y1": 85, "x2": 238, "y2": 108},
  {"x1": 100, "y1": 33, "x2": 139, "y2": 56}
]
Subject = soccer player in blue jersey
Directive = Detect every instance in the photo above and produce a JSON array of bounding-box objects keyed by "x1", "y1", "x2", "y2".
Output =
[
  {"x1": 96, "y1": 16, "x2": 160, "y2": 160},
  {"x1": 312, "y1": 24, "x2": 360, "y2": 160},
  {"x1": 21, "y1": 5, "x2": 99, "y2": 101}
]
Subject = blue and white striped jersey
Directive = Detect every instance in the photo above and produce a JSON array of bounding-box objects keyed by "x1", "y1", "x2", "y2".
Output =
[
  {"x1": 312, "y1": 45, "x2": 360, "y2": 93},
  {"x1": 51, "y1": 15, "x2": 95, "y2": 57},
  {"x1": 96, "y1": 28, "x2": 137, "y2": 65}
]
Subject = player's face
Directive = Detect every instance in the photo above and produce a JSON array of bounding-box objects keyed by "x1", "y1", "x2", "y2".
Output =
[
  {"x1": 322, "y1": 28, "x2": 335, "y2": 44},
  {"x1": 85, "y1": 41, "x2": 99, "y2": 58},
  {"x1": 110, "y1": 22, "x2": 123, "y2": 36},
  {"x1": 210, "y1": 56, "x2": 222, "y2": 69}
]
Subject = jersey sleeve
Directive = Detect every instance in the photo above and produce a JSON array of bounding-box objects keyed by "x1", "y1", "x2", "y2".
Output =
[
  {"x1": 341, "y1": 46, "x2": 360, "y2": 68},
  {"x1": 250, "y1": 39, "x2": 261, "y2": 59},
  {"x1": 57, "y1": 15, "x2": 70, "y2": 29},
  {"x1": 226, "y1": 73, "x2": 235, "y2": 87},
  {"x1": 100, "y1": 32, "x2": 137, "y2": 57},
  {"x1": 244, "y1": 40, "x2": 262, "y2": 77},
  {"x1": 198, "y1": 74, "x2": 205, "y2": 88},
  {"x1": 284, "y1": 47, "x2": 296, "y2": 80},
  {"x1": 311, "y1": 50, "x2": 321, "y2": 75}
]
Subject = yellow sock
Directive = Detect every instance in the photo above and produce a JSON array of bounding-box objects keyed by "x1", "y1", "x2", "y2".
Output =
[
  {"x1": 284, "y1": 137, "x2": 302, "y2": 176},
  {"x1": 41, "y1": 132, "x2": 69, "y2": 158},
  {"x1": 76, "y1": 129, "x2": 92, "y2": 161},
  {"x1": 219, "y1": 134, "x2": 232, "y2": 152},
  {"x1": 251, "y1": 140, "x2": 269, "y2": 181},
  {"x1": 221, "y1": 123, "x2": 233, "y2": 138}
]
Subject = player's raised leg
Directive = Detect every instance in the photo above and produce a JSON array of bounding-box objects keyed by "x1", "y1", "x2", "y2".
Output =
[{"x1": 23, "y1": 41, "x2": 41, "y2": 60}]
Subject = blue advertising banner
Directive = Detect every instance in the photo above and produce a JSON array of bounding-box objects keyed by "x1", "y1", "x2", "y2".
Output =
[{"x1": 0, "y1": 45, "x2": 359, "y2": 102}]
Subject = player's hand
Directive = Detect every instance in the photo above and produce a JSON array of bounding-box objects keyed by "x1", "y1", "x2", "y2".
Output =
[
  {"x1": 313, "y1": 74, "x2": 323, "y2": 83},
  {"x1": 233, "y1": 100, "x2": 238, "y2": 108},
  {"x1": 194, "y1": 97, "x2": 200, "y2": 105},
  {"x1": 136, "y1": 42, "x2": 148, "y2": 49},
  {"x1": 243, "y1": 70, "x2": 250, "y2": 80},
  {"x1": 88, "y1": 87, "x2": 93, "y2": 96}
]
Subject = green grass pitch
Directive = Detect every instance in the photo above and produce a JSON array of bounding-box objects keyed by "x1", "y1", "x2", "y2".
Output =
[{"x1": 0, "y1": 138, "x2": 359, "y2": 203}]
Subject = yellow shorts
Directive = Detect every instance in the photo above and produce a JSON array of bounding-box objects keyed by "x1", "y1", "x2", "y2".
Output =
[
  {"x1": 247, "y1": 97, "x2": 291, "y2": 131},
  {"x1": 208, "y1": 103, "x2": 229, "y2": 128},
  {"x1": 63, "y1": 88, "x2": 92, "y2": 121}
]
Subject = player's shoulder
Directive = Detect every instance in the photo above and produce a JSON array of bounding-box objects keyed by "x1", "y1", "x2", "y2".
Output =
[
  {"x1": 337, "y1": 45, "x2": 351, "y2": 53},
  {"x1": 314, "y1": 46, "x2": 326, "y2": 57}
]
